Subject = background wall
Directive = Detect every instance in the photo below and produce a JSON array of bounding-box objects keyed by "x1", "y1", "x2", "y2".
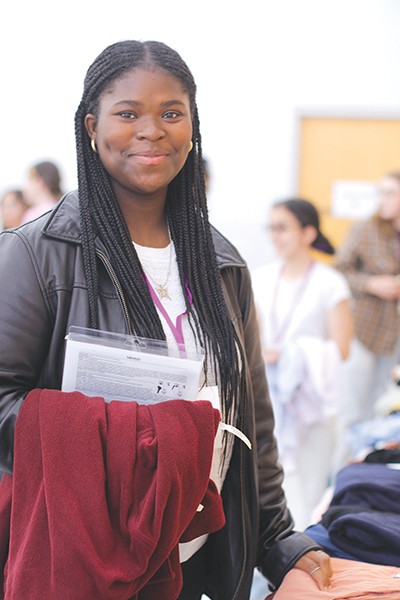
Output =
[{"x1": 1, "y1": 0, "x2": 400, "y2": 269}]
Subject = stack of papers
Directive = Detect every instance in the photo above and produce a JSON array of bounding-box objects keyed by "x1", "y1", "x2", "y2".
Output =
[{"x1": 61, "y1": 326, "x2": 204, "y2": 404}]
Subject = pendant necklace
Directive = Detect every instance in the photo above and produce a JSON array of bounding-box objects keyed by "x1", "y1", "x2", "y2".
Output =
[{"x1": 140, "y1": 239, "x2": 173, "y2": 300}]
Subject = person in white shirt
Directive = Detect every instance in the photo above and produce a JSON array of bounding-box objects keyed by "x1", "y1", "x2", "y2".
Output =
[{"x1": 252, "y1": 198, "x2": 353, "y2": 530}]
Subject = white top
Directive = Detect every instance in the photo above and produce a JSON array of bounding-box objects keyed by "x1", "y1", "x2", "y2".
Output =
[
  {"x1": 134, "y1": 241, "x2": 231, "y2": 563},
  {"x1": 251, "y1": 259, "x2": 351, "y2": 468},
  {"x1": 251, "y1": 260, "x2": 351, "y2": 349},
  {"x1": 133, "y1": 241, "x2": 190, "y2": 351}
]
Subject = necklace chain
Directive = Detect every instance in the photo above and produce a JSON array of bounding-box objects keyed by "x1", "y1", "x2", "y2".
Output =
[{"x1": 140, "y1": 241, "x2": 173, "y2": 300}]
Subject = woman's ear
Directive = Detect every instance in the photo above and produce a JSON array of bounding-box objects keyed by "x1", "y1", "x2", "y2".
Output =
[
  {"x1": 84, "y1": 114, "x2": 96, "y2": 139},
  {"x1": 303, "y1": 224, "x2": 318, "y2": 246}
]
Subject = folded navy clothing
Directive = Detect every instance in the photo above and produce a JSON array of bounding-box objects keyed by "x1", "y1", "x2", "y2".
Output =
[
  {"x1": 304, "y1": 523, "x2": 358, "y2": 561},
  {"x1": 328, "y1": 510, "x2": 400, "y2": 567},
  {"x1": 331, "y1": 463, "x2": 400, "y2": 513},
  {"x1": 321, "y1": 505, "x2": 372, "y2": 528},
  {"x1": 364, "y1": 447, "x2": 400, "y2": 464}
]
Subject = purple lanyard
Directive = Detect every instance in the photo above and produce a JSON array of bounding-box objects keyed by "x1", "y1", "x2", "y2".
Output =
[
  {"x1": 270, "y1": 261, "x2": 315, "y2": 345},
  {"x1": 144, "y1": 275, "x2": 193, "y2": 356}
]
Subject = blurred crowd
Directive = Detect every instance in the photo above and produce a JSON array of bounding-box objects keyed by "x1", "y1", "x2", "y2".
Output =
[
  {"x1": 250, "y1": 170, "x2": 400, "y2": 599},
  {"x1": 250, "y1": 171, "x2": 400, "y2": 528},
  {"x1": 0, "y1": 160, "x2": 63, "y2": 230}
]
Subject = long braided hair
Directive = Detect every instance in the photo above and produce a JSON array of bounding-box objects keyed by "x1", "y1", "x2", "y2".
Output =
[{"x1": 74, "y1": 40, "x2": 245, "y2": 426}]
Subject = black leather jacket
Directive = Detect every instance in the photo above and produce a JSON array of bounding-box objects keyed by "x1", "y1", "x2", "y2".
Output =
[{"x1": 0, "y1": 191, "x2": 319, "y2": 599}]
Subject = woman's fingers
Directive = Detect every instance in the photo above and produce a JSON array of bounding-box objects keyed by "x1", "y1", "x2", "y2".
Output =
[{"x1": 294, "y1": 549, "x2": 332, "y2": 589}]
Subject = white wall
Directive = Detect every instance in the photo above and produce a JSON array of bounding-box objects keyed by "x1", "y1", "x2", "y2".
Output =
[{"x1": 1, "y1": 0, "x2": 400, "y2": 269}]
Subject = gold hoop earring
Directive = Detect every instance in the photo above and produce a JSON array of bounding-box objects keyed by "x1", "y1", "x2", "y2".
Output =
[
  {"x1": 189, "y1": 140, "x2": 193, "y2": 152},
  {"x1": 91, "y1": 138, "x2": 98, "y2": 153}
]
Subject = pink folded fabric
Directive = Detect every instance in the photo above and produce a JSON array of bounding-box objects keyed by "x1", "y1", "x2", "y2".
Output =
[{"x1": 269, "y1": 557, "x2": 400, "y2": 599}]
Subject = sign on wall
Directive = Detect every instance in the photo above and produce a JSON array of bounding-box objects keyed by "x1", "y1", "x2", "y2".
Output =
[{"x1": 331, "y1": 180, "x2": 380, "y2": 220}]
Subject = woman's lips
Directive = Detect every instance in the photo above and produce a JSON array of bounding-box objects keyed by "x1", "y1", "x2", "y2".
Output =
[{"x1": 133, "y1": 154, "x2": 167, "y2": 166}]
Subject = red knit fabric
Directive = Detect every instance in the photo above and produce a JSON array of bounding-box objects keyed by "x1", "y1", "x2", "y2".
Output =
[{"x1": 0, "y1": 390, "x2": 225, "y2": 599}]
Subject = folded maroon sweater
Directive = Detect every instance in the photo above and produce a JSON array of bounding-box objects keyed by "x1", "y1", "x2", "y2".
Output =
[{"x1": 0, "y1": 390, "x2": 225, "y2": 599}]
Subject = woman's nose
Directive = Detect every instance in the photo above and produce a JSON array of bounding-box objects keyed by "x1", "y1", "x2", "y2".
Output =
[{"x1": 136, "y1": 117, "x2": 165, "y2": 141}]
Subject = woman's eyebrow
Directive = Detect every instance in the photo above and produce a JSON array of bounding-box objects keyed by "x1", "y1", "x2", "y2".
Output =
[{"x1": 113, "y1": 99, "x2": 186, "y2": 108}]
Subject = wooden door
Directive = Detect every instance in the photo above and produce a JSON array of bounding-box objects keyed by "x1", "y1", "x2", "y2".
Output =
[{"x1": 297, "y1": 115, "x2": 400, "y2": 260}]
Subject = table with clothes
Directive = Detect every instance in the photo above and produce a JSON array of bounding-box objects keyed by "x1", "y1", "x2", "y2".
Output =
[
  {"x1": 304, "y1": 461, "x2": 400, "y2": 566},
  {"x1": 266, "y1": 557, "x2": 400, "y2": 599},
  {"x1": 263, "y1": 405, "x2": 400, "y2": 599}
]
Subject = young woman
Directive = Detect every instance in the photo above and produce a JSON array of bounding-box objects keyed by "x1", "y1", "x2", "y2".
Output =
[
  {"x1": 335, "y1": 172, "x2": 400, "y2": 427},
  {"x1": 252, "y1": 199, "x2": 353, "y2": 530},
  {"x1": 0, "y1": 42, "x2": 331, "y2": 598}
]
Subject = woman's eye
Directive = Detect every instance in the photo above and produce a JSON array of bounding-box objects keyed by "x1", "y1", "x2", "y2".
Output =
[
  {"x1": 119, "y1": 111, "x2": 137, "y2": 119},
  {"x1": 163, "y1": 110, "x2": 180, "y2": 119}
]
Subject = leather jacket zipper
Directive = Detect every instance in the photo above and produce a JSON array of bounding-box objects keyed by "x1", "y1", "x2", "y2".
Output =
[
  {"x1": 96, "y1": 249, "x2": 132, "y2": 335},
  {"x1": 97, "y1": 246, "x2": 248, "y2": 597}
]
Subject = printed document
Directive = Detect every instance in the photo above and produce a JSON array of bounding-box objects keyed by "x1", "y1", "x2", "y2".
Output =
[{"x1": 61, "y1": 327, "x2": 204, "y2": 404}]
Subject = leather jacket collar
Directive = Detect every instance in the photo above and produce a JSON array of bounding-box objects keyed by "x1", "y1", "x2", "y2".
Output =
[{"x1": 43, "y1": 190, "x2": 247, "y2": 271}]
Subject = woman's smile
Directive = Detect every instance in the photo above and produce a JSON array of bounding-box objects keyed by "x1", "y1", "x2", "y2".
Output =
[
  {"x1": 85, "y1": 67, "x2": 193, "y2": 202},
  {"x1": 130, "y1": 151, "x2": 169, "y2": 166}
]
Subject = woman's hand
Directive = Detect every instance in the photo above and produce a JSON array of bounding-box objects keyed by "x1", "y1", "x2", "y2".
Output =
[
  {"x1": 293, "y1": 549, "x2": 332, "y2": 589},
  {"x1": 366, "y1": 275, "x2": 400, "y2": 300}
]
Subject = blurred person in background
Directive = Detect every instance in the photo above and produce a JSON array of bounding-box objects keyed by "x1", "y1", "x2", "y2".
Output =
[
  {"x1": 334, "y1": 171, "x2": 400, "y2": 457},
  {"x1": 0, "y1": 189, "x2": 28, "y2": 230},
  {"x1": 252, "y1": 198, "x2": 353, "y2": 530},
  {"x1": 22, "y1": 160, "x2": 63, "y2": 223},
  {"x1": 202, "y1": 156, "x2": 211, "y2": 192}
]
